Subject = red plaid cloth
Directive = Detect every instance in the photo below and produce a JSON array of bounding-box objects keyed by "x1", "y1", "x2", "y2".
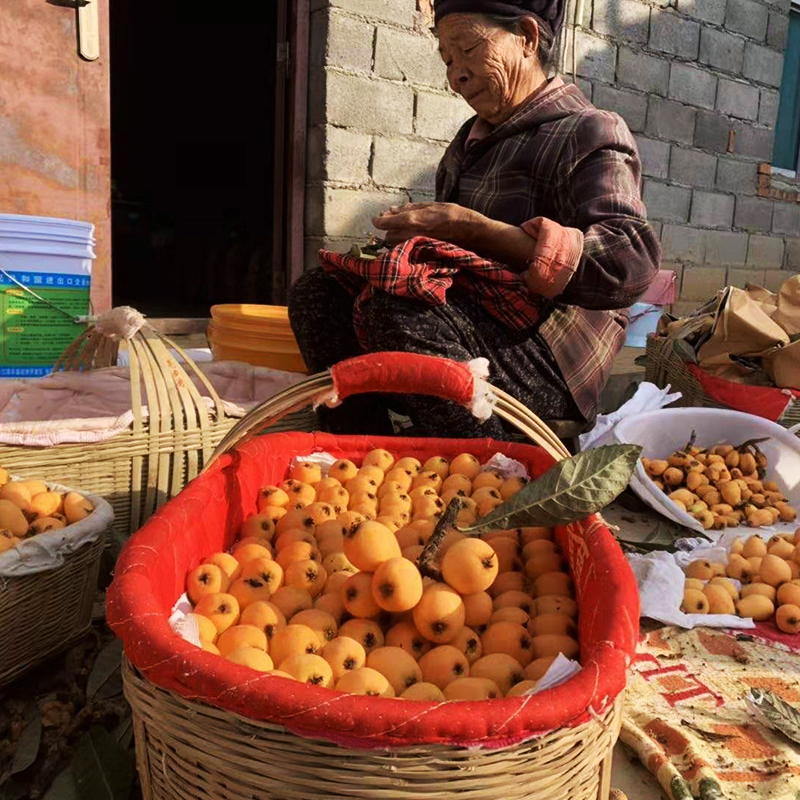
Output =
[{"x1": 319, "y1": 236, "x2": 540, "y2": 348}]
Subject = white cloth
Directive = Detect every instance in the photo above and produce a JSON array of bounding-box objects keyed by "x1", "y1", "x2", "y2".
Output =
[
  {"x1": 0, "y1": 361, "x2": 307, "y2": 447},
  {"x1": 579, "y1": 382, "x2": 682, "y2": 451}
]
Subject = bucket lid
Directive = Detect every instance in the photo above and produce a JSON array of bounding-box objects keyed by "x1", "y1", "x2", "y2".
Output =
[
  {"x1": 0, "y1": 213, "x2": 94, "y2": 235},
  {"x1": 0, "y1": 237, "x2": 96, "y2": 258}
]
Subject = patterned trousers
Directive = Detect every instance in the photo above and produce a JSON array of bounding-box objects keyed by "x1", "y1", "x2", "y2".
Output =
[{"x1": 287, "y1": 268, "x2": 582, "y2": 439}]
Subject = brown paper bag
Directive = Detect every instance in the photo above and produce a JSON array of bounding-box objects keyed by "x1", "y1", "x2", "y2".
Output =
[
  {"x1": 773, "y1": 274, "x2": 800, "y2": 336},
  {"x1": 698, "y1": 287, "x2": 789, "y2": 363},
  {"x1": 765, "y1": 338, "x2": 800, "y2": 389},
  {"x1": 698, "y1": 352, "x2": 774, "y2": 385}
]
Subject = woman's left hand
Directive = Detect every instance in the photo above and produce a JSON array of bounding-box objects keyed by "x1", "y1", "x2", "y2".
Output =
[{"x1": 372, "y1": 202, "x2": 477, "y2": 246}]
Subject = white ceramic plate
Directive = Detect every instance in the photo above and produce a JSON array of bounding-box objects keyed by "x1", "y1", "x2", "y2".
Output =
[{"x1": 612, "y1": 408, "x2": 800, "y2": 537}]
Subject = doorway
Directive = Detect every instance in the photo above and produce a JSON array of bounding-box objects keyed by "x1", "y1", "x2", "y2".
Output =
[{"x1": 109, "y1": 2, "x2": 286, "y2": 318}]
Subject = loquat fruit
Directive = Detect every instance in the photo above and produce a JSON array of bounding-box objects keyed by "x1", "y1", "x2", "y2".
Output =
[
  {"x1": 269, "y1": 586, "x2": 313, "y2": 620},
  {"x1": 444, "y1": 677, "x2": 501, "y2": 701},
  {"x1": 343, "y1": 571, "x2": 382, "y2": 618},
  {"x1": 385, "y1": 620, "x2": 432, "y2": 660},
  {"x1": 335, "y1": 667, "x2": 394, "y2": 697},
  {"x1": 229, "y1": 577, "x2": 274, "y2": 609},
  {"x1": 226, "y1": 647, "x2": 273, "y2": 672},
  {"x1": 240, "y1": 601, "x2": 286, "y2": 641},
  {"x1": 187, "y1": 564, "x2": 230, "y2": 604},
  {"x1": 418, "y1": 645, "x2": 470, "y2": 690},
  {"x1": 322, "y1": 636, "x2": 366, "y2": 681},
  {"x1": 338, "y1": 619, "x2": 385, "y2": 654},
  {"x1": 258, "y1": 486, "x2": 290, "y2": 511},
  {"x1": 269, "y1": 624, "x2": 319, "y2": 665},
  {"x1": 372, "y1": 557, "x2": 423, "y2": 613},
  {"x1": 194, "y1": 593, "x2": 240, "y2": 634},
  {"x1": 343, "y1": 520, "x2": 401, "y2": 572},
  {"x1": 451, "y1": 626, "x2": 483, "y2": 664},
  {"x1": 366, "y1": 646, "x2": 423, "y2": 695},
  {"x1": 530, "y1": 634, "x2": 580, "y2": 661},
  {"x1": 524, "y1": 656, "x2": 556, "y2": 681},
  {"x1": 401, "y1": 682, "x2": 445, "y2": 701},
  {"x1": 217, "y1": 624, "x2": 268, "y2": 656},
  {"x1": 413, "y1": 583, "x2": 466, "y2": 644},
  {"x1": 507, "y1": 680, "x2": 538, "y2": 697},
  {"x1": 441, "y1": 539, "x2": 499, "y2": 594},
  {"x1": 291, "y1": 609, "x2": 338, "y2": 647},
  {"x1": 469, "y1": 653, "x2": 523, "y2": 695},
  {"x1": 462, "y1": 591, "x2": 494, "y2": 628},
  {"x1": 481, "y1": 622, "x2": 534, "y2": 667},
  {"x1": 280, "y1": 653, "x2": 334, "y2": 687},
  {"x1": 203, "y1": 553, "x2": 243, "y2": 583}
]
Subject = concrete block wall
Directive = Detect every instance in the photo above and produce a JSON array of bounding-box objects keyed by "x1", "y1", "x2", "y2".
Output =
[
  {"x1": 566, "y1": 0, "x2": 797, "y2": 314},
  {"x1": 305, "y1": 0, "x2": 472, "y2": 265}
]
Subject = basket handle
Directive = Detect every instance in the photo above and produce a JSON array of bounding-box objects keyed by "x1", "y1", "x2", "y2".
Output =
[{"x1": 203, "y1": 352, "x2": 571, "y2": 471}]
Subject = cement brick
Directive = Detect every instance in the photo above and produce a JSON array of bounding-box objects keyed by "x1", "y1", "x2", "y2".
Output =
[
  {"x1": 617, "y1": 47, "x2": 670, "y2": 96},
  {"x1": 635, "y1": 135, "x2": 671, "y2": 179},
  {"x1": 576, "y1": 78, "x2": 593, "y2": 100},
  {"x1": 691, "y1": 191, "x2": 735, "y2": 229},
  {"x1": 725, "y1": 0, "x2": 769, "y2": 42},
  {"x1": 317, "y1": 72, "x2": 415, "y2": 134},
  {"x1": 699, "y1": 28, "x2": 745, "y2": 75},
  {"x1": 732, "y1": 122, "x2": 775, "y2": 160},
  {"x1": 671, "y1": 299, "x2": 704, "y2": 317},
  {"x1": 319, "y1": 187, "x2": 410, "y2": 237},
  {"x1": 681, "y1": 265, "x2": 729, "y2": 301},
  {"x1": 785, "y1": 237, "x2": 800, "y2": 269},
  {"x1": 374, "y1": 27, "x2": 446, "y2": 88},
  {"x1": 563, "y1": 30, "x2": 617, "y2": 83},
  {"x1": 676, "y1": 0, "x2": 726, "y2": 25},
  {"x1": 759, "y1": 89, "x2": 780, "y2": 127},
  {"x1": 592, "y1": 85, "x2": 648, "y2": 132},
  {"x1": 649, "y1": 9, "x2": 700, "y2": 60},
  {"x1": 716, "y1": 157, "x2": 758, "y2": 195},
  {"x1": 661, "y1": 224, "x2": 706, "y2": 262},
  {"x1": 768, "y1": 11, "x2": 790, "y2": 49},
  {"x1": 743, "y1": 43, "x2": 784, "y2": 88},
  {"x1": 643, "y1": 180, "x2": 692, "y2": 222},
  {"x1": 704, "y1": 231, "x2": 749, "y2": 265},
  {"x1": 669, "y1": 147, "x2": 718, "y2": 188},
  {"x1": 669, "y1": 63, "x2": 718, "y2": 111},
  {"x1": 747, "y1": 234, "x2": 785, "y2": 267},
  {"x1": 371, "y1": 136, "x2": 446, "y2": 190},
  {"x1": 307, "y1": 126, "x2": 373, "y2": 184},
  {"x1": 646, "y1": 97, "x2": 697, "y2": 145},
  {"x1": 734, "y1": 196, "x2": 774, "y2": 231},
  {"x1": 694, "y1": 110, "x2": 731, "y2": 153},
  {"x1": 773, "y1": 203, "x2": 800, "y2": 236},
  {"x1": 326, "y1": 0, "x2": 415, "y2": 27},
  {"x1": 415, "y1": 90, "x2": 472, "y2": 140},
  {"x1": 592, "y1": 0, "x2": 650, "y2": 45},
  {"x1": 717, "y1": 79, "x2": 760, "y2": 121},
  {"x1": 311, "y1": 11, "x2": 374, "y2": 73},
  {"x1": 729, "y1": 266, "x2": 767, "y2": 288}
]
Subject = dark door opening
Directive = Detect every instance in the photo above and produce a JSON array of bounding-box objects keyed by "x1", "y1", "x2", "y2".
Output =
[{"x1": 109, "y1": 3, "x2": 282, "y2": 318}]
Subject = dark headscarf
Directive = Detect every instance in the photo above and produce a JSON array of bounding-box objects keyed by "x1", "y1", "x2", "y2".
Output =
[{"x1": 433, "y1": 0, "x2": 565, "y2": 35}]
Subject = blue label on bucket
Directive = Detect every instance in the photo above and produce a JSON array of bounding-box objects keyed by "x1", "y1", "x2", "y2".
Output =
[{"x1": 0, "y1": 271, "x2": 91, "y2": 288}]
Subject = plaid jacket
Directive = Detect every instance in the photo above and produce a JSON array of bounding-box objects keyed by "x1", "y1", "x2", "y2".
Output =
[{"x1": 437, "y1": 78, "x2": 661, "y2": 421}]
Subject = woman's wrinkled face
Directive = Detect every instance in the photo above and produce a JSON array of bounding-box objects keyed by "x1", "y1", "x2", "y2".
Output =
[{"x1": 437, "y1": 13, "x2": 542, "y2": 125}]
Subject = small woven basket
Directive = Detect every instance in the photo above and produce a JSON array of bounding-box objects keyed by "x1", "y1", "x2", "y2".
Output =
[
  {"x1": 109, "y1": 353, "x2": 638, "y2": 800},
  {"x1": 645, "y1": 333, "x2": 800, "y2": 429},
  {"x1": 0, "y1": 307, "x2": 317, "y2": 538},
  {"x1": 0, "y1": 486, "x2": 113, "y2": 687}
]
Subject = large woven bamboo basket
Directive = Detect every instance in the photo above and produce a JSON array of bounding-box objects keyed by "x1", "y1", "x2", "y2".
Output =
[
  {"x1": 109, "y1": 353, "x2": 638, "y2": 800},
  {"x1": 645, "y1": 333, "x2": 800, "y2": 429},
  {"x1": 0, "y1": 307, "x2": 316, "y2": 538},
  {"x1": 0, "y1": 486, "x2": 113, "y2": 687}
]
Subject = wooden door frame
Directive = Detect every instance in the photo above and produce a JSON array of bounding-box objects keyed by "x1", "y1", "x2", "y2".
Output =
[{"x1": 149, "y1": 0, "x2": 309, "y2": 333}]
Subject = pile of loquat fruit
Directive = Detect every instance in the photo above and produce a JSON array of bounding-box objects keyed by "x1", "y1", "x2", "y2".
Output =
[
  {"x1": 182, "y1": 449, "x2": 580, "y2": 701},
  {"x1": 0, "y1": 468, "x2": 95, "y2": 554},
  {"x1": 681, "y1": 528, "x2": 800, "y2": 634},
  {"x1": 643, "y1": 438, "x2": 796, "y2": 531}
]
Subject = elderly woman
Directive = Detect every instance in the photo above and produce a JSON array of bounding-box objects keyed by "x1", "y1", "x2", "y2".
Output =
[{"x1": 288, "y1": 0, "x2": 660, "y2": 439}]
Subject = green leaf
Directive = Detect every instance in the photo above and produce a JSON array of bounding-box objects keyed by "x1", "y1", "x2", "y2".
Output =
[
  {"x1": 114, "y1": 714, "x2": 134, "y2": 751},
  {"x1": 87, "y1": 640, "x2": 123, "y2": 701},
  {"x1": 672, "y1": 338, "x2": 698, "y2": 364},
  {"x1": 746, "y1": 689, "x2": 800, "y2": 745},
  {"x1": 10, "y1": 711, "x2": 41, "y2": 774},
  {"x1": 42, "y1": 768, "x2": 80, "y2": 800},
  {"x1": 633, "y1": 354, "x2": 648, "y2": 368},
  {"x1": 71, "y1": 726, "x2": 133, "y2": 800},
  {"x1": 458, "y1": 445, "x2": 642, "y2": 533}
]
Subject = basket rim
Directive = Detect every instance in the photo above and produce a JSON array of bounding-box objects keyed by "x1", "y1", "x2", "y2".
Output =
[{"x1": 107, "y1": 432, "x2": 639, "y2": 750}]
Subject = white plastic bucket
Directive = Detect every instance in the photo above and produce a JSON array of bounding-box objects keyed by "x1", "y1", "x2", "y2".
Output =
[
  {"x1": 0, "y1": 214, "x2": 94, "y2": 378},
  {"x1": 625, "y1": 302, "x2": 661, "y2": 348}
]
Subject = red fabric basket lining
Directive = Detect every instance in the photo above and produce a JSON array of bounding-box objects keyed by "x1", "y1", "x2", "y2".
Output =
[{"x1": 108, "y1": 433, "x2": 639, "y2": 749}]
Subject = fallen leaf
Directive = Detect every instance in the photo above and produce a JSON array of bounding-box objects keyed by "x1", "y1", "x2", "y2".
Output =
[{"x1": 10, "y1": 711, "x2": 41, "y2": 774}]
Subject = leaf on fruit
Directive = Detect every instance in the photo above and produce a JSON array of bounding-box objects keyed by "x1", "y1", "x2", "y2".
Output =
[
  {"x1": 114, "y1": 714, "x2": 134, "y2": 751},
  {"x1": 71, "y1": 726, "x2": 133, "y2": 800},
  {"x1": 42, "y1": 767, "x2": 80, "y2": 800},
  {"x1": 87, "y1": 639, "x2": 123, "y2": 701},
  {"x1": 746, "y1": 689, "x2": 800, "y2": 745},
  {"x1": 672, "y1": 338, "x2": 698, "y2": 364},
  {"x1": 10, "y1": 710, "x2": 41, "y2": 774},
  {"x1": 458, "y1": 445, "x2": 642, "y2": 533}
]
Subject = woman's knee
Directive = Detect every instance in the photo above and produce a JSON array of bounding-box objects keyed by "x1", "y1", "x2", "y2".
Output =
[{"x1": 287, "y1": 268, "x2": 333, "y2": 316}]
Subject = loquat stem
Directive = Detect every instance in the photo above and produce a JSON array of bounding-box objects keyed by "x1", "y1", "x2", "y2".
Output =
[{"x1": 416, "y1": 497, "x2": 462, "y2": 581}]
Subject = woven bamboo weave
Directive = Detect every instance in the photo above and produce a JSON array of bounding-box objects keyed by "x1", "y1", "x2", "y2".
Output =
[
  {"x1": 123, "y1": 660, "x2": 623, "y2": 800},
  {"x1": 0, "y1": 309, "x2": 316, "y2": 538},
  {"x1": 0, "y1": 534, "x2": 104, "y2": 687},
  {"x1": 645, "y1": 334, "x2": 800, "y2": 428}
]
